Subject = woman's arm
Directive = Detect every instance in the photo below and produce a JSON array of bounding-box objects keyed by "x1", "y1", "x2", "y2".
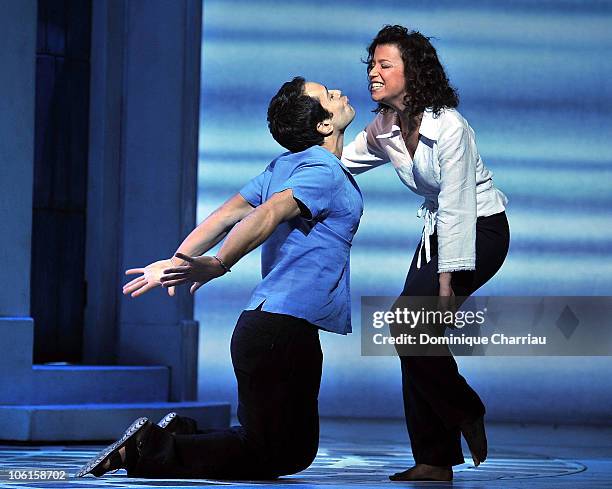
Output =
[
  {"x1": 341, "y1": 124, "x2": 390, "y2": 175},
  {"x1": 436, "y1": 119, "x2": 478, "y2": 276}
]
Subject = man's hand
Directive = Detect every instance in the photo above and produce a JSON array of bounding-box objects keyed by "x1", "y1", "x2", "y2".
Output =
[
  {"x1": 159, "y1": 252, "x2": 226, "y2": 294},
  {"x1": 123, "y1": 258, "x2": 176, "y2": 298}
]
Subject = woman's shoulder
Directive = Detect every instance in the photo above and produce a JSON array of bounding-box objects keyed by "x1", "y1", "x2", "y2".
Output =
[
  {"x1": 425, "y1": 108, "x2": 476, "y2": 144},
  {"x1": 430, "y1": 107, "x2": 468, "y2": 128}
]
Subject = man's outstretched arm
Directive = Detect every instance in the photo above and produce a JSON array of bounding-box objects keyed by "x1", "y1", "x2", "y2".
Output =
[
  {"x1": 159, "y1": 189, "x2": 301, "y2": 294},
  {"x1": 175, "y1": 193, "x2": 256, "y2": 259},
  {"x1": 123, "y1": 193, "x2": 254, "y2": 298}
]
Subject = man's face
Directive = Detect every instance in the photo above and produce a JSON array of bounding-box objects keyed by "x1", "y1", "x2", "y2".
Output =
[{"x1": 304, "y1": 81, "x2": 355, "y2": 132}]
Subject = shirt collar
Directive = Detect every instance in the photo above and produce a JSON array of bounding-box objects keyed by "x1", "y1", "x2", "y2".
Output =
[
  {"x1": 377, "y1": 108, "x2": 438, "y2": 141},
  {"x1": 313, "y1": 145, "x2": 362, "y2": 196},
  {"x1": 312, "y1": 145, "x2": 351, "y2": 173},
  {"x1": 418, "y1": 109, "x2": 438, "y2": 141}
]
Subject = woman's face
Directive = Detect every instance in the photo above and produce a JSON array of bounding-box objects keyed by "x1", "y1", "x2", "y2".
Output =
[{"x1": 368, "y1": 44, "x2": 406, "y2": 110}]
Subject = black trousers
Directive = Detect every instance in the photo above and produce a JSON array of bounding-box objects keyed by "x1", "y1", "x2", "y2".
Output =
[
  {"x1": 129, "y1": 309, "x2": 323, "y2": 479},
  {"x1": 398, "y1": 211, "x2": 509, "y2": 466}
]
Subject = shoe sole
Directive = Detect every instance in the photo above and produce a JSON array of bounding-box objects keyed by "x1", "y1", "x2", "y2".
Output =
[
  {"x1": 76, "y1": 417, "x2": 148, "y2": 478},
  {"x1": 157, "y1": 412, "x2": 177, "y2": 430}
]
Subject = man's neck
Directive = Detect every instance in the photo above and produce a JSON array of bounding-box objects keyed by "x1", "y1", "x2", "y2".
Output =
[{"x1": 321, "y1": 133, "x2": 344, "y2": 159}]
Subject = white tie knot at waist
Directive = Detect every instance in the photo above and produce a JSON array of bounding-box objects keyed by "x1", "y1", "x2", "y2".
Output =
[{"x1": 416, "y1": 204, "x2": 437, "y2": 269}]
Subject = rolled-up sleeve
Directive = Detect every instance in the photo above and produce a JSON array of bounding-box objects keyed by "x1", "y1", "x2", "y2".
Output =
[
  {"x1": 239, "y1": 169, "x2": 267, "y2": 207},
  {"x1": 342, "y1": 124, "x2": 389, "y2": 175},
  {"x1": 436, "y1": 121, "x2": 477, "y2": 273}
]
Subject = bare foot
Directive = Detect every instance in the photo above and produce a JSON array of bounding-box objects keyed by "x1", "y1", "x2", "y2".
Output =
[
  {"x1": 460, "y1": 415, "x2": 487, "y2": 466},
  {"x1": 390, "y1": 463, "x2": 453, "y2": 482}
]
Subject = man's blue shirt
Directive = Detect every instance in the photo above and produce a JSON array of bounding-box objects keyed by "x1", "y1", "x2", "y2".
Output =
[{"x1": 239, "y1": 145, "x2": 363, "y2": 334}]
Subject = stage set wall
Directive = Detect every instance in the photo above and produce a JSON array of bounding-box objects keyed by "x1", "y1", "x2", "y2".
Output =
[
  {"x1": 0, "y1": 0, "x2": 229, "y2": 441},
  {"x1": 195, "y1": 0, "x2": 612, "y2": 425},
  {"x1": 0, "y1": 0, "x2": 37, "y2": 403}
]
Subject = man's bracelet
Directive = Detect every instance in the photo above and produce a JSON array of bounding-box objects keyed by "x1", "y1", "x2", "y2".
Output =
[{"x1": 213, "y1": 255, "x2": 231, "y2": 273}]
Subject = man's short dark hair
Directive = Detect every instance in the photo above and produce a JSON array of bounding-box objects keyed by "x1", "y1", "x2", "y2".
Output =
[{"x1": 267, "y1": 77, "x2": 332, "y2": 153}]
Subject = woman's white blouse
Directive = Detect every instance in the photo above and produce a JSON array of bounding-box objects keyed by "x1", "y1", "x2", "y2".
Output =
[{"x1": 341, "y1": 108, "x2": 508, "y2": 274}]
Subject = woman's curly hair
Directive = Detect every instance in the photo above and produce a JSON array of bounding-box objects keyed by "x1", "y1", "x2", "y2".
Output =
[{"x1": 366, "y1": 25, "x2": 458, "y2": 121}]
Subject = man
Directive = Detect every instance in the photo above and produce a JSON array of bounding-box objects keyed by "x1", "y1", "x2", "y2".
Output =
[{"x1": 77, "y1": 77, "x2": 362, "y2": 480}]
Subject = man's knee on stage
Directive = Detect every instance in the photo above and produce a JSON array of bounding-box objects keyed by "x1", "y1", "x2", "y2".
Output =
[{"x1": 263, "y1": 435, "x2": 319, "y2": 477}]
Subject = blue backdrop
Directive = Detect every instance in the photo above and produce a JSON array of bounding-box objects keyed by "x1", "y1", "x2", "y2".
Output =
[{"x1": 195, "y1": 0, "x2": 612, "y2": 421}]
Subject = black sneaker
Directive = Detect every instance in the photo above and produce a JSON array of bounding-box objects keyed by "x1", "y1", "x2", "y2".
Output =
[
  {"x1": 156, "y1": 412, "x2": 178, "y2": 430},
  {"x1": 76, "y1": 417, "x2": 151, "y2": 478},
  {"x1": 156, "y1": 412, "x2": 198, "y2": 435}
]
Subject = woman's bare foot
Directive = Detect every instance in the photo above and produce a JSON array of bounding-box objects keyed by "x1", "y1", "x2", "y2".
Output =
[
  {"x1": 389, "y1": 463, "x2": 453, "y2": 481},
  {"x1": 460, "y1": 415, "x2": 487, "y2": 466}
]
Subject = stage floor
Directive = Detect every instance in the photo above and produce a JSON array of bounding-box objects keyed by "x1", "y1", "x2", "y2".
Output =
[{"x1": 1, "y1": 418, "x2": 611, "y2": 488}]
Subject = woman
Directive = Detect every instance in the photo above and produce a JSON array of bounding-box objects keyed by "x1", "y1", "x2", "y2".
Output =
[{"x1": 342, "y1": 25, "x2": 510, "y2": 482}]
